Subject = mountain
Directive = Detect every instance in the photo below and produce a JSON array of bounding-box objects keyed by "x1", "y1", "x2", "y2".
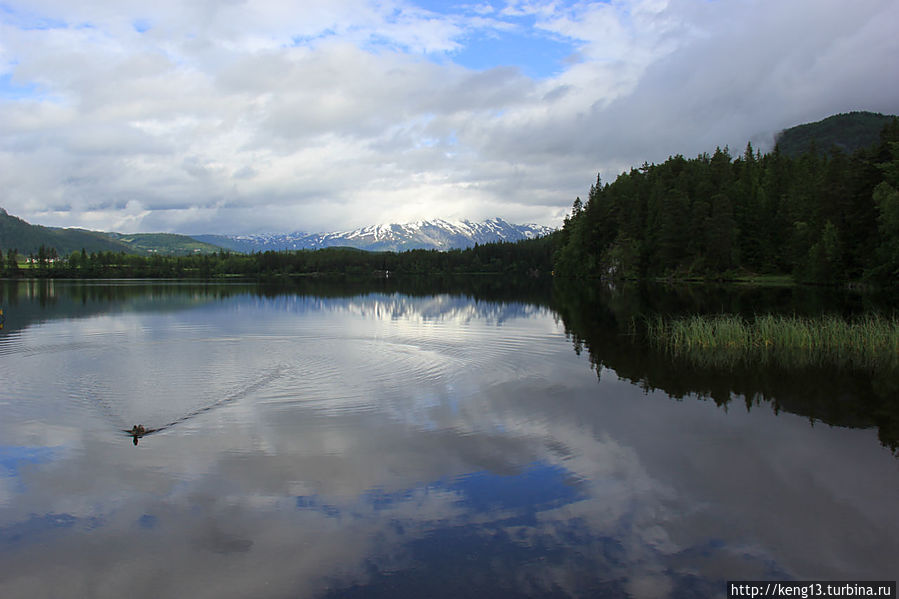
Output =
[
  {"x1": 0, "y1": 208, "x2": 223, "y2": 256},
  {"x1": 774, "y1": 111, "x2": 896, "y2": 157},
  {"x1": 192, "y1": 218, "x2": 555, "y2": 253}
]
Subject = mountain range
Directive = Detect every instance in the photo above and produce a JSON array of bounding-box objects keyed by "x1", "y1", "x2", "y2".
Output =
[
  {"x1": 193, "y1": 218, "x2": 554, "y2": 253},
  {"x1": 1, "y1": 208, "x2": 553, "y2": 256}
]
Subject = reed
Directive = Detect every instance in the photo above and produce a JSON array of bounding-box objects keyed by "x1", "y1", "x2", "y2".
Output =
[{"x1": 643, "y1": 313, "x2": 899, "y2": 371}]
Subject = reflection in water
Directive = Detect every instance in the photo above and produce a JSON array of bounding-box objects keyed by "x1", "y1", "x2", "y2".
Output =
[
  {"x1": 552, "y1": 279, "x2": 899, "y2": 453},
  {"x1": 0, "y1": 279, "x2": 896, "y2": 598}
]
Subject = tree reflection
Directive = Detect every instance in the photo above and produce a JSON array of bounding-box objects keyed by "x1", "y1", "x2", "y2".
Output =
[{"x1": 550, "y1": 279, "x2": 899, "y2": 453}]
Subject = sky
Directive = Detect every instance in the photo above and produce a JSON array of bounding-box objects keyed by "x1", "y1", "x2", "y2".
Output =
[{"x1": 0, "y1": 0, "x2": 897, "y2": 235}]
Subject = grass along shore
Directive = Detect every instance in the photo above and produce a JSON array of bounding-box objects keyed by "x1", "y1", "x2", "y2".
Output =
[{"x1": 642, "y1": 313, "x2": 899, "y2": 371}]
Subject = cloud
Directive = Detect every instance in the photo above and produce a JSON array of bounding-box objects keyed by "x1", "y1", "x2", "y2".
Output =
[{"x1": 0, "y1": 0, "x2": 896, "y2": 234}]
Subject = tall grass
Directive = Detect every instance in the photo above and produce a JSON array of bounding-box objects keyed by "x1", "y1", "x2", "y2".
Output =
[{"x1": 643, "y1": 313, "x2": 899, "y2": 371}]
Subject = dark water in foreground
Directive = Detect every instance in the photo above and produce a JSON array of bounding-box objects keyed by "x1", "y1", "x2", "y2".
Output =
[{"x1": 0, "y1": 279, "x2": 896, "y2": 598}]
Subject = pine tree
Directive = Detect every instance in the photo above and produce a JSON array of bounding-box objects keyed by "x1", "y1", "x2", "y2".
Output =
[
  {"x1": 6, "y1": 249, "x2": 20, "y2": 276},
  {"x1": 872, "y1": 182, "x2": 899, "y2": 282}
]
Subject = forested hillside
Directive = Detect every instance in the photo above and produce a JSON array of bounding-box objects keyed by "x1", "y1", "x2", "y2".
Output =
[
  {"x1": 0, "y1": 209, "x2": 223, "y2": 257},
  {"x1": 553, "y1": 118, "x2": 899, "y2": 285},
  {"x1": 775, "y1": 111, "x2": 895, "y2": 157},
  {"x1": 106, "y1": 233, "x2": 223, "y2": 255},
  {"x1": 0, "y1": 208, "x2": 131, "y2": 256}
]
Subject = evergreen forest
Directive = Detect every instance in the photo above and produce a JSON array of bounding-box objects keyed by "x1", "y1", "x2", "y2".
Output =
[
  {"x1": 0, "y1": 237, "x2": 556, "y2": 279},
  {"x1": 553, "y1": 117, "x2": 899, "y2": 286}
]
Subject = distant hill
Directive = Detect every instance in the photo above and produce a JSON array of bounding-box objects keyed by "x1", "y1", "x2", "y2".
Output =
[
  {"x1": 193, "y1": 218, "x2": 555, "y2": 253},
  {"x1": 0, "y1": 208, "x2": 223, "y2": 256},
  {"x1": 775, "y1": 111, "x2": 896, "y2": 157},
  {"x1": 107, "y1": 232, "x2": 223, "y2": 256},
  {"x1": 0, "y1": 208, "x2": 131, "y2": 256}
]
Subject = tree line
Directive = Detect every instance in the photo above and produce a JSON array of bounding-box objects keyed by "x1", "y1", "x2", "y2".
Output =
[
  {"x1": 0, "y1": 237, "x2": 556, "y2": 279},
  {"x1": 553, "y1": 118, "x2": 899, "y2": 285}
]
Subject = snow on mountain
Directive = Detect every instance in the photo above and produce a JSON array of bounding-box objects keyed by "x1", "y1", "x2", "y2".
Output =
[{"x1": 192, "y1": 218, "x2": 554, "y2": 253}]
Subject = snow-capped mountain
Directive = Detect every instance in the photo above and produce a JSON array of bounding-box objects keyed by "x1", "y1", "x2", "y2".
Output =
[{"x1": 192, "y1": 218, "x2": 554, "y2": 253}]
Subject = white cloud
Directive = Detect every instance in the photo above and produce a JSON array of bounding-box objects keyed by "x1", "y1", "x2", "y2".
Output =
[{"x1": 0, "y1": 0, "x2": 896, "y2": 234}]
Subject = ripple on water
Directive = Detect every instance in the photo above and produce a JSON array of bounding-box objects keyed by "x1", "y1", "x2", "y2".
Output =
[
  {"x1": 255, "y1": 337, "x2": 464, "y2": 413},
  {"x1": 0, "y1": 309, "x2": 567, "y2": 436}
]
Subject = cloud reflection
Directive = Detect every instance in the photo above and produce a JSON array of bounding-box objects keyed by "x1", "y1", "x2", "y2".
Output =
[{"x1": 1, "y1": 291, "x2": 897, "y2": 598}]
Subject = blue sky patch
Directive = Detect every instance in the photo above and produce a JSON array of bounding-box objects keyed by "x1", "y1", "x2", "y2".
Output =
[
  {"x1": 0, "y1": 445, "x2": 56, "y2": 479},
  {"x1": 400, "y1": 1, "x2": 580, "y2": 78},
  {"x1": 132, "y1": 19, "x2": 151, "y2": 33},
  {"x1": 0, "y1": 73, "x2": 39, "y2": 100},
  {"x1": 295, "y1": 461, "x2": 583, "y2": 522},
  {"x1": 0, "y1": 3, "x2": 67, "y2": 30},
  {"x1": 408, "y1": 0, "x2": 473, "y2": 14},
  {"x1": 360, "y1": 461, "x2": 584, "y2": 517},
  {"x1": 0, "y1": 513, "x2": 77, "y2": 547},
  {"x1": 450, "y1": 28, "x2": 576, "y2": 79},
  {"x1": 441, "y1": 461, "x2": 584, "y2": 513}
]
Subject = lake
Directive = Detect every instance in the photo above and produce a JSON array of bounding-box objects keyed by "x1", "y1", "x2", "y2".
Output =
[{"x1": 0, "y1": 278, "x2": 896, "y2": 598}]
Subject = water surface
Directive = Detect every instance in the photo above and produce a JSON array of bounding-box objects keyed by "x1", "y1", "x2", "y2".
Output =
[{"x1": 0, "y1": 280, "x2": 896, "y2": 598}]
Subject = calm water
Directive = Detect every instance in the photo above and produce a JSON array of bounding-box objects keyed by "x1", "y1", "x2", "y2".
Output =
[{"x1": 0, "y1": 279, "x2": 896, "y2": 599}]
